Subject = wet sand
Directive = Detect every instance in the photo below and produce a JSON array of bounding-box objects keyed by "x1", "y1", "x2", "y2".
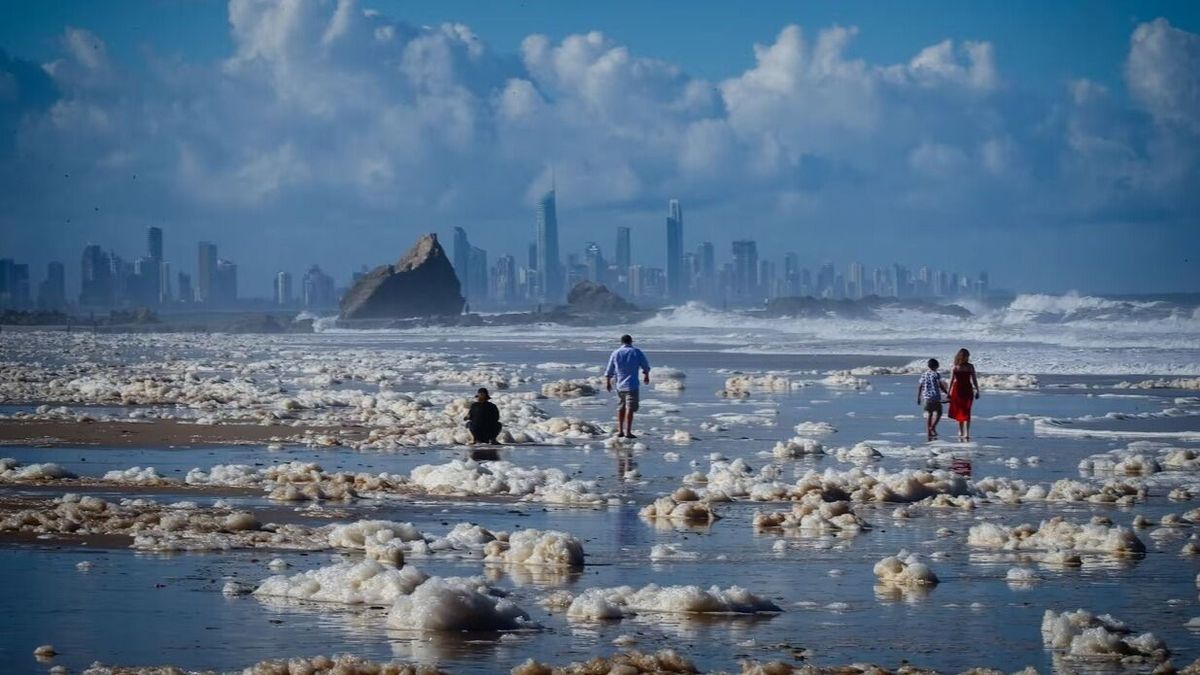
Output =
[{"x1": 0, "y1": 419, "x2": 354, "y2": 448}]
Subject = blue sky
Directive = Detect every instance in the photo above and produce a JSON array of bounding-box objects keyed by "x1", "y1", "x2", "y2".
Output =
[{"x1": 1, "y1": 1, "x2": 1198, "y2": 295}]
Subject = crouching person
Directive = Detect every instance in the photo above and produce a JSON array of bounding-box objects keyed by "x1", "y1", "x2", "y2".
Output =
[{"x1": 465, "y1": 387, "x2": 502, "y2": 444}]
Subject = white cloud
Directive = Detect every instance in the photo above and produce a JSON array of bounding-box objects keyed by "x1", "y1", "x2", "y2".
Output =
[{"x1": 0, "y1": 5, "x2": 1196, "y2": 293}]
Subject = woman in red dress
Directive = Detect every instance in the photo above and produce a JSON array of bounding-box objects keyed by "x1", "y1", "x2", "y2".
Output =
[{"x1": 948, "y1": 348, "x2": 980, "y2": 441}]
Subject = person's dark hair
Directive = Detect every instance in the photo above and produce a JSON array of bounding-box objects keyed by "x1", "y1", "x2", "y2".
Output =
[
  {"x1": 954, "y1": 348, "x2": 970, "y2": 367},
  {"x1": 927, "y1": 358, "x2": 939, "y2": 370},
  {"x1": 476, "y1": 387, "x2": 490, "y2": 398},
  {"x1": 620, "y1": 334, "x2": 633, "y2": 345}
]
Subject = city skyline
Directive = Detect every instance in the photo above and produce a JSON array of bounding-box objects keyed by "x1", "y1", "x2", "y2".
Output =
[{"x1": 1, "y1": 2, "x2": 1198, "y2": 295}]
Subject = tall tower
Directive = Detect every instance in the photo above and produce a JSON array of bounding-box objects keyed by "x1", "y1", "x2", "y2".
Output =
[
  {"x1": 147, "y1": 227, "x2": 163, "y2": 262},
  {"x1": 731, "y1": 240, "x2": 758, "y2": 299},
  {"x1": 452, "y1": 227, "x2": 471, "y2": 290},
  {"x1": 615, "y1": 227, "x2": 631, "y2": 273},
  {"x1": 196, "y1": 242, "x2": 218, "y2": 304},
  {"x1": 666, "y1": 199, "x2": 683, "y2": 301},
  {"x1": 535, "y1": 184, "x2": 561, "y2": 302}
]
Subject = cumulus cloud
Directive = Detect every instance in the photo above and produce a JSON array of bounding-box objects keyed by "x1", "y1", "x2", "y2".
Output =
[{"x1": 0, "y1": 2, "x2": 1196, "y2": 293}]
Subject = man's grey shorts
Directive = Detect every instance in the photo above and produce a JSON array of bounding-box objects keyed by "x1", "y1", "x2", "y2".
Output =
[{"x1": 618, "y1": 389, "x2": 640, "y2": 413}]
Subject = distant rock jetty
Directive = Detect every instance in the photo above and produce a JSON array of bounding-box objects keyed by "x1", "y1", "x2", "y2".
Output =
[
  {"x1": 566, "y1": 280, "x2": 637, "y2": 313},
  {"x1": 339, "y1": 233, "x2": 464, "y2": 320}
]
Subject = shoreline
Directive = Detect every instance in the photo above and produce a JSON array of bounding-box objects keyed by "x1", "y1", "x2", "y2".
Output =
[{"x1": 0, "y1": 419, "x2": 350, "y2": 449}]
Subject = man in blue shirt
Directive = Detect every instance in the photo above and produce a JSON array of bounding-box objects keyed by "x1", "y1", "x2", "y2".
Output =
[{"x1": 605, "y1": 334, "x2": 651, "y2": 438}]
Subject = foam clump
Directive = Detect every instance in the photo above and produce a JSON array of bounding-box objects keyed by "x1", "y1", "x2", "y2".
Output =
[
  {"x1": 386, "y1": 576, "x2": 534, "y2": 632},
  {"x1": 540, "y1": 379, "x2": 599, "y2": 398},
  {"x1": 873, "y1": 550, "x2": 939, "y2": 586},
  {"x1": 511, "y1": 650, "x2": 697, "y2": 675},
  {"x1": 794, "y1": 421, "x2": 837, "y2": 435},
  {"x1": 254, "y1": 560, "x2": 428, "y2": 604},
  {"x1": 639, "y1": 495, "x2": 719, "y2": 524},
  {"x1": 653, "y1": 368, "x2": 687, "y2": 392},
  {"x1": 967, "y1": 517, "x2": 1146, "y2": 555},
  {"x1": 408, "y1": 459, "x2": 606, "y2": 504},
  {"x1": 1041, "y1": 609, "x2": 1169, "y2": 662},
  {"x1": 101, "y1": 466, "x2": 170, "y2": 485},
  {"x1": 483, "y1": 529, "x2": 584, "y2": 568},
  {"x1": 719, "y1": 373, "x2": 792, "y2": 397},
  {"x1": 978, "y1": 374, "x2": 1039, "y2": 390},
  {"x1": 835, "y1": 443, "x2": 883, "y2": 463},
  {"x1": 663, "y1": 429, "x2": 694, "y2": 444},
  {"x1": 1115, "y1": 377, "x2": 1200, "y2": 390},
  {"x1": 649, "y1": 544, "x2": 700, "y2": 561},
  {"x1": 772, "y1": 437, "x2": 824, "y2": 458},
  {"x1": 753, "y1": 494, "x2": 869, "y2": 533},
  {"x1": 820, "y1": 372, "x2": 870, "y2": 389},
  {"x1": 83, "y1": 654, "x2": 445, "y2": 674},
  {"x1": 0, "y1": 459, "x2": 76, "y2": 481},
  {"x1": 327, "y1": 520, "x2": 425, "y2": 566},
  {"x1": 565, "y1": 583, "x2": 781, "y2": 620}
]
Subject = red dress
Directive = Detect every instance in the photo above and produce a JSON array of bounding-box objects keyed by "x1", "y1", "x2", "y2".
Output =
[{"x1": 948, "y1": 365, "x2": 974, "y2": 422}]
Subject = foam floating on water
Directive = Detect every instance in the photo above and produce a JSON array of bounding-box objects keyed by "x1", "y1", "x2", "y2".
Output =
[
  {"x1": 564, "y1": 583, "x2": 782, "y2": 621},
  {"x1": 1042, "y1": 609, "x2": 1169, "y2": 663}
]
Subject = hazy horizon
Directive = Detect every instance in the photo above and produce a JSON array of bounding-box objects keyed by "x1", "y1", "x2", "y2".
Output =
[{"x1": 1, "y1": 1, "x2": 1198, "y2": 297}]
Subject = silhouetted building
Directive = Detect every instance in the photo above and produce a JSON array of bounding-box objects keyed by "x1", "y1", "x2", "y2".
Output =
[
  {"x1": 732, "y1": 240, "x2": 758, "y2": 299},
  {"x1": 302, "y1": 265, "x2": 335, "y2": 308},
  {"x1": 535, "y1": 186, "x2": 562, "y2": 302},
  {"x1": 215, "y1": 258, "x2": 237, "y2": 305},
  {"x1": 492, "y1": 254, "x2": 516, "y2": 303},
  {"x1": 452, "y1": 227, "x2": 471, "y2": 287},
  {"x1": 615, "y1": 227, "x2": 631, "y2": 273},
  {"x1": 80, "y1": 245, "x2": 113, "y2": 307},
  {"x1": 666, "y1": 199, "x2": 684, "y2": 301},
  {"x1": 468, "y1": 246, "x2": 488, "y2": 301},
  {"x1": 38, "y1": 262, "x2": 66, "y2": 310},
  {"x1": 177, "y1": 272, "x2": 193, "y2": 304},
  {"x1": 275, "y1": 271, "x2": 293, "y2": 306},
  {"x1": 196, "y1": 242, "x2": 218, "y2": 304}
]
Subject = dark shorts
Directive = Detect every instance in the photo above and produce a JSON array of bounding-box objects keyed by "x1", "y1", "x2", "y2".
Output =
[
  {"x1": 618, "y1": 389, "x2": 640, "y2": 413},
  {"x1": 923, "y1": 399, "x2": 943, "y2": 414}
]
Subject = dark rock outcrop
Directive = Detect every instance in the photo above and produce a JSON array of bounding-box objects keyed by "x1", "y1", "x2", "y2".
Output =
[
  {"x1": 339, "y1": 234, "x2": 464, "y2": 320},
  {"x1": 566, "y1": 281, "x2": 637, "y2": 313}
]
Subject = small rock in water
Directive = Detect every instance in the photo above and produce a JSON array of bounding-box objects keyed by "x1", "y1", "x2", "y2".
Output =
[{"x1": 34, "y1": 644, "x2": 56, "y2": 658}]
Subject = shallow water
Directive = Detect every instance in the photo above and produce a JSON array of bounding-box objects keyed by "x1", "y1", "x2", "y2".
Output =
[{"x1": 3, "y1": 332, "x2": 1200, "y2": 672}]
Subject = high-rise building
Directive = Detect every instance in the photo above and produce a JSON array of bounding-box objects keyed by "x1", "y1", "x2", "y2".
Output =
[
  {"x1": 783, "y1": 252, "x2": 800, "y2": 297},
  {"x1": 492, "y1": 255, "x2": 516, "y2": 304},
  {"x1": 535, "y1": 186, "x2": 561, "y2": 302},
  {"x1": 275, "y1": 271, "x2": 293, "y2": 306},
  {"x1": 196, "y1": 241, "x2": 218, "y2": 304},
  {"x1": 0, "y1": 261, "x2": 31, "y2": 309},
  {"x1": 468, "y1": 246, "x2": 488, "y2": 301},
  {"x1": 158, "y1": 261, "x2": 173, "y2": 303},
  {"x1": 615, "y1": 227, "x2": 631, "y2": 273},
  {"x1": 584, "y1": 242, "x2": 605, "y2": 284},
  {"x1": 816, "y1": 262, "x2": 835, "y2": 298},
  {"x1": 731, "y1": 240, "x2": 758, "y2": 299},
  {"x1": 452, "y1": 227, "x2": 471, "y2": 287},
  {"x1": 302, "y1": 266, "x2": 334, "y2": 308},
  {"x1": 847, "y1": 262, "x2": 864, "y2": 300},
  {"x1": 666, "y1": 199, "x2": 684, "y2": 301},
  {"x1": 80, "y1": 245, "x2": 113, "y2": 307},
  {"x1": 698, "y1": 242, "x2": 715, "y2": 297},
  {"x1": 759, "y1": 260, "x2": 778, "y2": 298},
  {"x1": 38, "y1": 262, "x2": 67, "y2": 310},
  {"x1": 215, "y1": 258, "x2": 238, "y2": 305},
  {"x1": 177, "y1": 272, "x2": 193, "y2": 304},
  {"x1": 147, "y1": 227, "x2": 163, "y2": 262}
]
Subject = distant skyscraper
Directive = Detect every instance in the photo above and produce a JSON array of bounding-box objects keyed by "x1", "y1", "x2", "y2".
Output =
[
  {"x1": 535, "y1": 185, "x2": 562, "y2": 302},
  {"x1": 147, "y1": 226, "x2": 163, "y2": 262},
  {"x1": 817, "y1": 262, "x2": 836, "y2": 298},
  {"x1": 847, "y1": 262, "x2": 864, "y2": 300},
  {"x1": 665, "y1": 199, "x2": 684, "y2": 300},
  {"x1": 493, "y1": 254, "x2": 516, "y2": 303},
  {"x1": 38, "y1": 262, "x2": 66, "y2": 310},
  {"x1": 731, "y1": 240, "x2": 758, "y2": 299},
  {"x1": 452, "y1": 227, "x2": 471, "y2": 287},
  {"x1": 615, "y1": 227, "x2": 631, "y2": 272},
  {"x1": 0, "y1": 261, "x2": 31, "y2": 309},
  {"x1": 275, "y1": 271, "x2": 293, "y2": 306},
  {"x1": 783, "y1": 252, "x2": 800, "y2": 297},
  {"x1": 302, "y1": 266, "x2": 334, "y2": 308},
  {"x1": 177, "y1": 272, "x2": 193, "y2": 304},
  {"x1": 215, "y1": 258, "x2": 237, "y2": 305},
  {"x1": 196, "y1": 241, "x2": 218, "y2": 304},
  {"x1": 584, "y1": 242, "x2": 606, "y2": 284},
  {"x1": 468, "y1": 246, "x2": 488, "y2": 301},
  {"x1": 80, "y1": 245, "x2": 113, "y2": 307}
]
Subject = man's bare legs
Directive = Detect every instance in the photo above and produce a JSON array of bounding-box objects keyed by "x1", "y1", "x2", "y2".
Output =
[
  {"x1": 615, "y1": 406, "x2": 636, "y2": 437},
  {"x1": 624, "y1": 409, "x2": 636, "y2": 438}
]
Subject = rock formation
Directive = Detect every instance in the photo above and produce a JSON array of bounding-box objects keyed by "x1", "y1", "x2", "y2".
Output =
[
  {"x1": 339, "y1": 234, "x2": 464, "y2": 320},
  {"x1": 566, "y1": 281, "x2": 637, "y2": 313}
]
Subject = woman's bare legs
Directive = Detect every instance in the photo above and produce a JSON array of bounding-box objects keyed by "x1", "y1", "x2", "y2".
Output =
[{"x1": 964, "y1": 420, "x2": 971, "y2": 442}]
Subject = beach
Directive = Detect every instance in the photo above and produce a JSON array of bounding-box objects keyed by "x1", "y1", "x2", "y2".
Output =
[{"x1": 2, "y1": 296, "x2": 1199, "y2": 673}]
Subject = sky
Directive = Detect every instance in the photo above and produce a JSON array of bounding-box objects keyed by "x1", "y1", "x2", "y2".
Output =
[{"x1": 1, "y1": 0, "x2": 1198, "y2": 297}]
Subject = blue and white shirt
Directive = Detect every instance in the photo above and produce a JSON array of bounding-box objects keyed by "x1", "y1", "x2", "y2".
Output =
[
  {"x1": 919, "y1": 370, "x2": 943, "y2": 402},
  {"x1": 605, "y1": 346, "x2": 651, "y2": 391}
]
